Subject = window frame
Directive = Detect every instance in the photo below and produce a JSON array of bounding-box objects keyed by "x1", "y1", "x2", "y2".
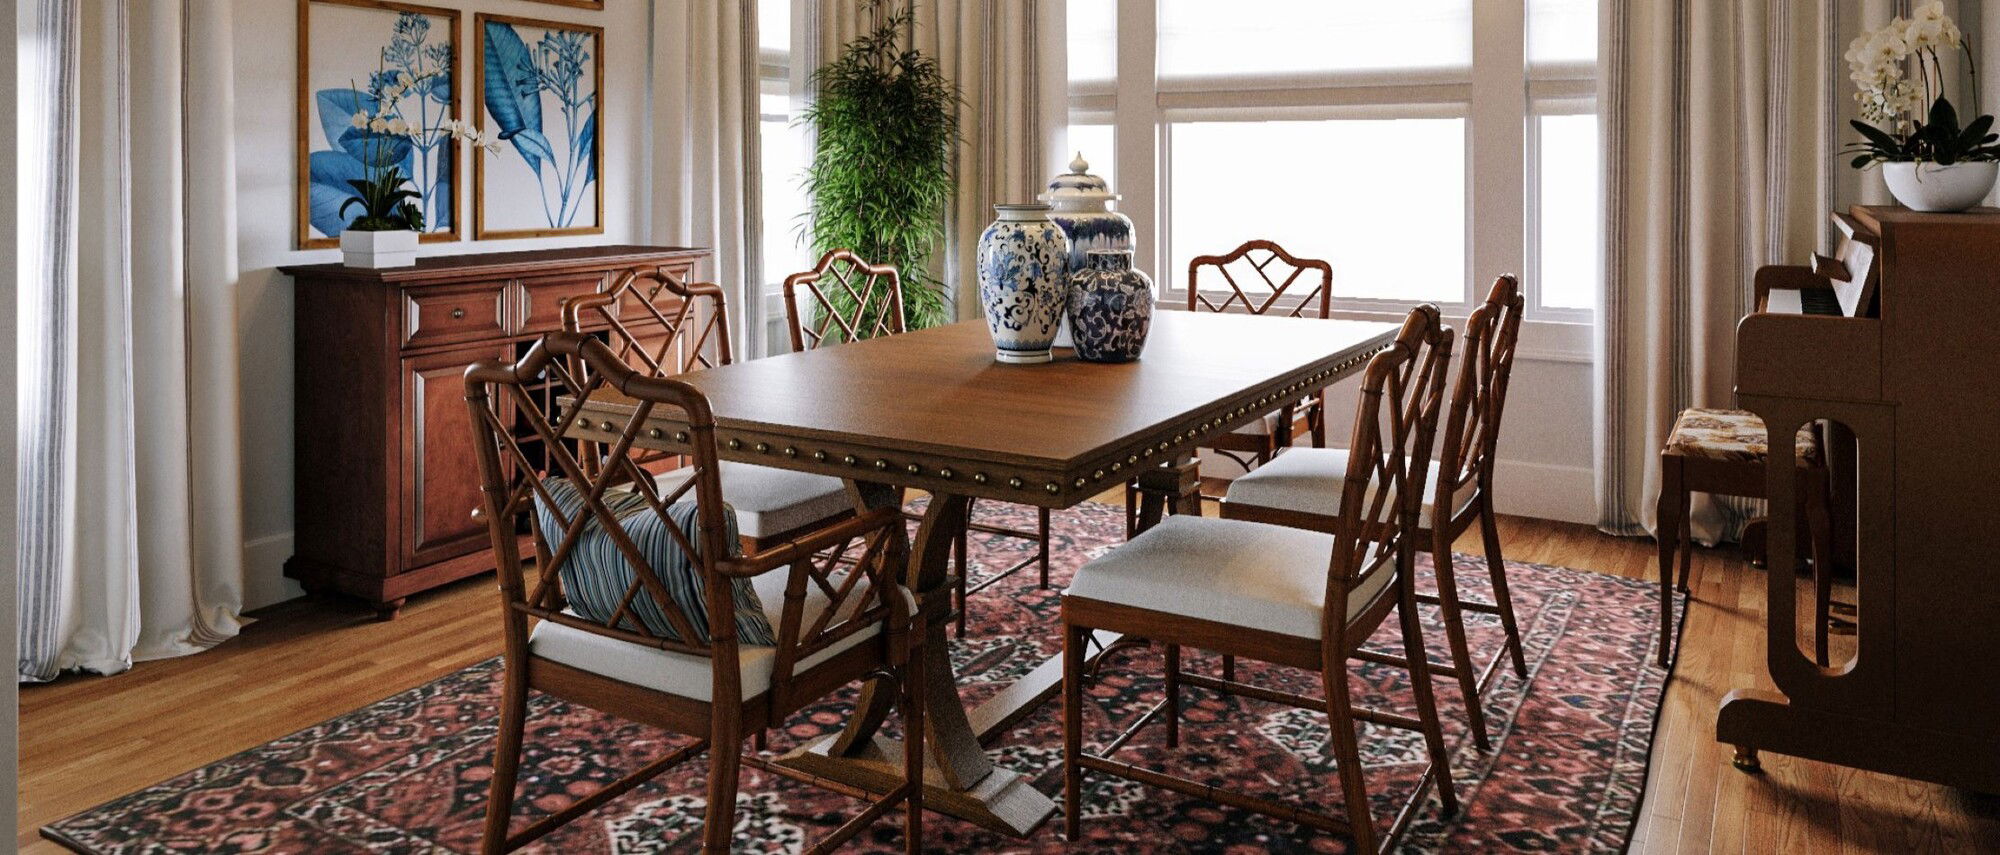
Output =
[{"x1": 1069, "y1": 0, "x2": 1599, "y2": 333}]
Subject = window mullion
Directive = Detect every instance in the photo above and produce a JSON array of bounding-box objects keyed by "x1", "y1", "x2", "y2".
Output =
[
  {"x1": 1114, "y1": 0, "x2": 1162, "y2": 291},
  {"x1": 1469, "y1": 0, "x2": 1528, "y2": 310}
]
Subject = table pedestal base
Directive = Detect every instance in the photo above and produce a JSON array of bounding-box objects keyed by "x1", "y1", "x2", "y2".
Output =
[{"x1": 776, "y1": 734, "x2": 1054, "y2": 837}]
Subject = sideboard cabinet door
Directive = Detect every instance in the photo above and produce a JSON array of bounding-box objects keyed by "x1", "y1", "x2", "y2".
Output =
[{"x1": 402, "y1": 344, "x2": 510, "y2": 571}]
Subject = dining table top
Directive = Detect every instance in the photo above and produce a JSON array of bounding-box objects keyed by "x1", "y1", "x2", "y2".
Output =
[{"x1": 569, "y1": 310, "x2": 1398, "y2": 508}]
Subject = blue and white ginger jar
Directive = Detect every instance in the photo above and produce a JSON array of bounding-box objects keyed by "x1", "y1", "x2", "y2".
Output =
[
  {"x1": 1066, "y1": 250, "x2": 1154, "y2": 363},
  {"x1": 1040, "y1": 152, "x2": 1135, "y2": 275},
  {"x1": 977, "y1": 203, "x2": 1072, "y2": 364}
]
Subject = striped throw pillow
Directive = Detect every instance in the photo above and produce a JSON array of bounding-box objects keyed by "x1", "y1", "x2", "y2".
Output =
[{"x1": 533, "y1": 476, "x2": 776, "y2": 646}]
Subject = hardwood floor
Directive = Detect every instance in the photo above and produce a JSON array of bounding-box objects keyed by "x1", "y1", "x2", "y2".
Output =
[{"x1": 17, "y1": 511, "x2": 2000, "y2": 853}]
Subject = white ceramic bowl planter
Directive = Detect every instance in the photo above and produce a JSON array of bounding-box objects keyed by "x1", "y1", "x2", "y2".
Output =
[{"x1": 1882, "y1": 161, "x2": 1999, "y2": 213}]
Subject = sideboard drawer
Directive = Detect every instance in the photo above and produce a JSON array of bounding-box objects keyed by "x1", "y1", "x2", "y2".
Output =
[
  {"x1": 403, "y1": 282, "x2": 507, "y2": 348},
  {"x1": 517, "y1": 272, "x2": 611, "y2": 334}
]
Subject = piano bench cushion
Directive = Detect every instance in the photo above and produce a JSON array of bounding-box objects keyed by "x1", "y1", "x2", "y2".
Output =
[
  {"x1": 654, "y1": 461, "x2": 851, "y2": 539},
  {"x1": 1063, "y1": 515, "x2": 1393, "y2": 640},
  {"x1": 1664, "y1": 408, "x2": 1820, "y2": 466}
]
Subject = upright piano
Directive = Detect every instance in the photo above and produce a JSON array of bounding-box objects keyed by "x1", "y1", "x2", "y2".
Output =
[{"x1": 1720, "y1": 205, "x2": 2000, "y2": 793}]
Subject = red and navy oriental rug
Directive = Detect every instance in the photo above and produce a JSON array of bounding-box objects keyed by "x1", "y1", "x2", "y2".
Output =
[{"x1": 45, "y1": 502, "x2": 1675, "y2": 854}]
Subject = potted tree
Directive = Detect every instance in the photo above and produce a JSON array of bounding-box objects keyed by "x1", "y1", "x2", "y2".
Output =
[
  {"x1": 801, "y1": 2, "x2": 960, "y2": 331},
  {"x1": 1843, "y1": 1, "x2": 2000, "y2": 212}
]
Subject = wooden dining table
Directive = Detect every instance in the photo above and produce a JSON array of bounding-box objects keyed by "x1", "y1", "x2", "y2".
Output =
[{"x1": 566, "y1": 309, "x2": 1398, "y2": 836}]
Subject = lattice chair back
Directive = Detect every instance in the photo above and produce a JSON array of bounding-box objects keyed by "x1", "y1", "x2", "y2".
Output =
[
  {"x1": 1324, "y1": 305, "x2": 1454, "y2": 632},
  {"x1": 1185, "y1": 239, "x2": 1334, "y2": 318},
  {"x1": 563, "y1": 268, "x2": 734, "y2": 378},
  {"x1": 1435, "y1": 275, "x2": 1524, "y2": 505},
  {"x1": 463, "y1": 332, "x2": 902, "y2": 703},
  {"x1": 783, "y1": 249, "x2": 907, "y2": 350}
]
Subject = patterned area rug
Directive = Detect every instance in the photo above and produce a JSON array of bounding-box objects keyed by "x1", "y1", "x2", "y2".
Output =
[{"x1": 45, "y1": 502, "x2": 1675, "y2": 854}]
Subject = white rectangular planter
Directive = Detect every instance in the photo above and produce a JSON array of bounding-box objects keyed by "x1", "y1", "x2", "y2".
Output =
[{"x1": 339, "y1": 229, "x2": 419, "y2": 269}]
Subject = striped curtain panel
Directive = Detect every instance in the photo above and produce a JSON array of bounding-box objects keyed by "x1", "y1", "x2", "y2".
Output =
[
  {"x1": 812, "y1": 0, "x2": 1068, "y2": 321},
  {"x1": 18, "y1": 0, "x2": 249, "y2": 682}
]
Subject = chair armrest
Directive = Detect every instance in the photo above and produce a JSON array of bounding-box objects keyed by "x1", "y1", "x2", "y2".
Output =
[
  {"x1": 1753, "y1": 265, "x2": 1833, "y2": 305},
  {"x1": 716, "y1": 505, "x2": 901, "y2": 578}
]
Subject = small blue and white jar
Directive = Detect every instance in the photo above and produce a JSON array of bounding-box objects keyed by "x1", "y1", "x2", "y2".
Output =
[
  {"x1": 1040, "y1": 152, "x2": 1135, "y2": 275},
  {"x1": 1066, "y1": 250, "x2": 1154, "y2": 363},
  {"x1": 977, "y1": 203, "x2": 1072, "y2": 364}
]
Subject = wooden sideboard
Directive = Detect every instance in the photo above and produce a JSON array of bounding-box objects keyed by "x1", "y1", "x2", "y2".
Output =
[{"x1": 281, "y1": 245, "x2": 711, "y2": 618}]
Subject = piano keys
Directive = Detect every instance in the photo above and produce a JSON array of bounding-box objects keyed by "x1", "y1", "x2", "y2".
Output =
[{"x1": 1721, "y1": 206, "x2": 2000, "y2": 794}]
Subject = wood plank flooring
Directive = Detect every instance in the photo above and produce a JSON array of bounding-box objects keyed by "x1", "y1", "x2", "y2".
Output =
[{"x1": 17, "y1": 512, "x2": 2000, "y2": 853}]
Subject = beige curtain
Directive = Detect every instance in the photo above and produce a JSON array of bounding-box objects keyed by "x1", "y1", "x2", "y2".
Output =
[
  {"x1": 813, "y1": 1, "x2": 1067, "y2": 320},
  {"x1": 1595, "y1": 0, "x2": 1838, "y2": 539},
  {"x1": 19, "y1": 0, "x2": 249, "y2": 681},
  {"x1": 649, "y1": 0, "x2": 765, "y2": 354}
]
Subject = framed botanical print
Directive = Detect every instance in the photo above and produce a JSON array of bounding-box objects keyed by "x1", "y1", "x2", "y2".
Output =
[
  {"x1": 473, "y1": 14, "x2": 605, "y2": 239},
  {"x1": 524, "y1": 0, "x2": 605, "y2": 9},
  {"x1": 296, "y1": 0, "x2": 462, "y2": 249}
]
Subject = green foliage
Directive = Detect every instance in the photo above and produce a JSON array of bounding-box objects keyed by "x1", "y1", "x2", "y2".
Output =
[
  {"x1": 800, "y1": 3, "x2": 960, "y2": 333},
  {"x1": 1846, "y1": 97, "x2": 2000, "y2": 168},
  {"x1": 341, "y1": 165, "x2": 425, "y2": 232}
]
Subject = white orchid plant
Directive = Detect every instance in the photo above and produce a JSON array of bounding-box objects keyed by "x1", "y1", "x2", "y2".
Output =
[
  {"x1": 1843, "y1": 1, "x2": 2000, "y2": 169},
  {"x1": 340, "y1": 71, "x2": 499, "y2": 232}
]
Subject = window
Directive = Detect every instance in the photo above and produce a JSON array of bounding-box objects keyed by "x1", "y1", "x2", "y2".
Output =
[
  {"x1": 759, "y1": 0, "x2": 813, "y2": 293},
  {"x1": 1068, "y1": 0, "x2": 1600, "y2": 318}
]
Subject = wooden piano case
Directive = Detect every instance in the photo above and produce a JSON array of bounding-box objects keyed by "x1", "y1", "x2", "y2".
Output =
[
  {"x1": 280, "y1": 246, "x2": 711, "y2": 618},
  {"x1": 1722, "y1": 207, "x2": 2000, "y2": 793}
]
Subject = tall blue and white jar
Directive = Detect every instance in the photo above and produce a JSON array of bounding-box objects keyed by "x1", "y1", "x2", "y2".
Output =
[
  {"x1": 1067, "y1": 250, "x2": 1155, "y2": 363},
  {"x1": 977, "y1": 203, "x2": 1072, "y2": 364},
  {"x1": 1040, "y1": 152, "x2": 1135, "y2": 273}
]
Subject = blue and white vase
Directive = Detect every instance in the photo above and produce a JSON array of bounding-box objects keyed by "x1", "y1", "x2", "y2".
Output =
[
  {"x1": 1066, "y1": 250, "x2": 1154, "y2": 363},
  {"x1": 1040, "y1": 152, "x2": 1135, "y2": 274},
  {"x1": 977, "y1": 203, "x2": 1072, "y2": 364}
]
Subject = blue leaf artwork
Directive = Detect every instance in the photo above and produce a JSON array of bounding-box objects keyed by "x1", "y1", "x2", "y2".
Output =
[
  {"x1": 478, "y1": 18, "x2": 599, "y2": 234},
  {"x1": 303, "y1": 8, "x2": 458, "y2": 241}
]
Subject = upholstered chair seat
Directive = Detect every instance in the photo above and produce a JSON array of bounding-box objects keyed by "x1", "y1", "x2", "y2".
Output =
[
  {"x1": 531, "y1": 569, "x2": 910, "y2": 702},
  {"x1": 1223, "y1": 448, "x2": 1478, "y2": 529},
  {"x1": 655, "y1": 461, "x2": 851, "y2": 539},
  {"x1": 1065, "y1": 515, "x2": 1392, "y2": 639},
  {"x1": 1664, "y1": 407, "x2": 1821, "y2": 465}
]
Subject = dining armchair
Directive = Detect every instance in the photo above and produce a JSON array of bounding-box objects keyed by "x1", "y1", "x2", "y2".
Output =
[
  {"x1": 464, "y1": 331, "x2": 923, "y2": 854},
  {"x1": 1062, "y1": 305, "x2": 1459, "y2": 853},
  {"x1": 563, "y1": 270, "x2": 855, "y2": 555},
  {"x1": 783, "y1": 248, "x2": 1053, "y2": 639},
  {"x1": 1223, "y1": 275, "x2": 1529, "y2": 750}
]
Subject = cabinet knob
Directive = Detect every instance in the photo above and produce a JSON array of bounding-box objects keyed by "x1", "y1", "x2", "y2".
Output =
[
  {"x1": 450, "y1": 307, "x2": 467, "y2": 320},
  {"x1": 471, "y1": 506, "x2": 485, "y2": 522}
]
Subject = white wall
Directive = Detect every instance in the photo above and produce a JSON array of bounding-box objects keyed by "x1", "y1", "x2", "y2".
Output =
[{"x1": 230, "y1": 0, "x2": 655, "y2": 609}]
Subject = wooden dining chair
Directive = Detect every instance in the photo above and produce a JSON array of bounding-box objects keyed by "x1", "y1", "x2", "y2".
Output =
[
  {"x1": 1656, "y1": 408, "x2": 1837, "y2": 666},
  {"x1": 1123, "y1": 239, "x2": 1333, "y2": 525},
  {"x1": 1221, "y1": 275, "x2": 1528, "y2": 751},
  {"x1": 564, "y1": 269, "x2": 855, "y2": 555},
  {"x1": 1063, "y1": 305, "x2": 1458, "y2": 853},
  {"x1": 783, "y1": 248, "x2": 1053, "y2": 639},
  {"x1": 465, "y1": 331, "x2": 923, "y2": 854}
]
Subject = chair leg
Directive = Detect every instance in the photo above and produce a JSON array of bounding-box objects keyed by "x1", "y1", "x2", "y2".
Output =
[
  {"x1": 1310, "y1": 395, "x2": 1328, "y2": 448},
  {"x1": 1806, "y1": 477, "x2": 1836, "y2": 668},
  {"x1": 1676, "y1": 492, "x2": 1695, "y2": 594},
  {"x1": 701, "y1": 710, "x2": 744, "y2": 853},
  {"x1": 1656, "y1": 456, "x2": 1683, "y2": 667},
  {"x1": 1220, "y1": 655, "x2": 1235, "y2": 683},
  {"x1": 901, "y1": 635, "x2": 926, "y2": 854},
  {"x1": 1063, "y1": 622, "x2": 1088, "y2": 841},
  {"x1": 480, "y1": 658, "x2": 530, "y2": 855},
  {"x1": 1164, "y1": 643, "x2": 1182, "y2": 748},
  {"x1": 1478, "y1": 496, "x2": 1528, "y2": 678},
  {"x1": 1429, "y1": 537, "x2": 1491, "y2": 752},
  {"x1": 1321, "y1": 661, "x2": 1380, "y2": 854},
  {"x1": 954, "y1": 502, "x2": 971, "y2": 639},
  {"x1": 1395, "y1": 573, "x2": 1459, "y2": 817},
  {"x1": 1037, "y1": 506, "x2": 1052, "y2": 589}
]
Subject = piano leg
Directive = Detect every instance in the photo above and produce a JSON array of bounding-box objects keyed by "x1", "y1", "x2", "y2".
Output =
[{"x1": 1656, "y1": 455, "x2": 1684, "y2": 666}]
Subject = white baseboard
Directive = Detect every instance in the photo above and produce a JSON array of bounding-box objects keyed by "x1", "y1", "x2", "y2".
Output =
[
  {"x1": 241, "y1": 532, "x2": 303, "y2": 612},
  {"x1": 1199, "y1": 450, "x2": 1596, "y2": 526}
]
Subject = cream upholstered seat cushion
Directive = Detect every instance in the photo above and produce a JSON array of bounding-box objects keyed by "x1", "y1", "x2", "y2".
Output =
[
  {"x1": 1222, "y1": 448, "x2": 1476, "y2": 529},
  {"x1": 1063, "y1": 515, "x2": 1394, "y2": 640},
  {"x1": 654, "y1": 461, "x2": 850, "y2": 539},
  {"x1": 529, "y1": 568, "x2": 905, "y2": 702}
]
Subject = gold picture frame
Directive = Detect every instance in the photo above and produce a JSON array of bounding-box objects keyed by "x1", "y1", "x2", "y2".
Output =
[
  {"x1": 295, "y1": 0, "x2": 463, "y2": 249},
  {"x1": 472, "y1": 13, "x2": 606, "y2": 240},
  {"x1": 523, "y1": 0, "x2": 606, "y2": 9}
]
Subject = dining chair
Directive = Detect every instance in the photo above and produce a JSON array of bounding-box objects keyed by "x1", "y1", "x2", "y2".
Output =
[
  {"x1": 1220, "y1": 275, "x2": 1529, "y2": 751},
  {"x1": 564, "y1": 269, "x2": 855, "y2": 555},
  {"x1": 1123, "y1": 239, "x2": 1333, "y2": 527},
  {"x1": 783, "y1": 248, "x2": 1053, "y2": 639},
  {"x1": 1062, "y1": 305, "x2": 1459, "y2": 853},
  {"x1": 465, "y1": 331, "x2": 923, "y2": 854}
]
